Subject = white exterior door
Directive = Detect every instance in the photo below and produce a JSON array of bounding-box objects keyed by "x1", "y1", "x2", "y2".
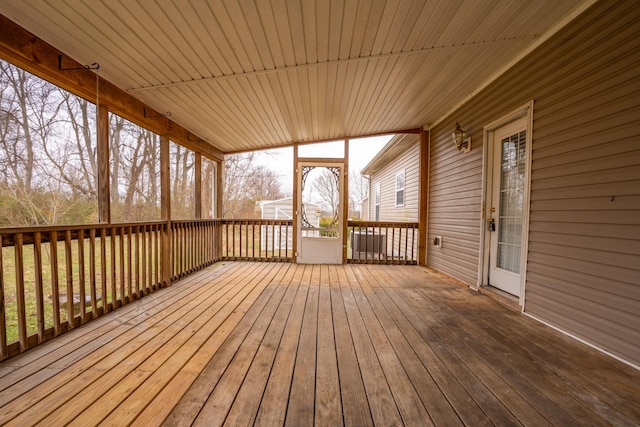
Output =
[
  {"x1": 296, "y1": 162, "x2": 344, "y2": 264},
  {"x1": 488, "y1": 117, "x2": 528, "y2": 296}
]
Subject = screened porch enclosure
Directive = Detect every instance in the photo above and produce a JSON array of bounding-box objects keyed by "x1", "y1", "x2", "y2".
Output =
[
  {"x1": 0, "y1": 4, "x2": 639, "y2": 425},
  {"x1": 1, "y1": 262, "x2": 639, "y2": 426}
]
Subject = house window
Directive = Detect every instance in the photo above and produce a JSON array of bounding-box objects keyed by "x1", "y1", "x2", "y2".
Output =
[
  {"x1": 395, "y1": 170, "x2": 405, "y2": 207},
  {"x1": 374, "y1": 182, "x2": 380, "y2": 221}
]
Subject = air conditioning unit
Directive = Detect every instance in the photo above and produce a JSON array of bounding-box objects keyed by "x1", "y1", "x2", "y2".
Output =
[{"x1": 351, "y1": 231, "x2": 386, "y2": 260}]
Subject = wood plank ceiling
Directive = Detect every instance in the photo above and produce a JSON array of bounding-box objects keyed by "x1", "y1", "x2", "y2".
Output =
[{"x1": 0, "y1": 0, "x2": 588, "y2": 154}]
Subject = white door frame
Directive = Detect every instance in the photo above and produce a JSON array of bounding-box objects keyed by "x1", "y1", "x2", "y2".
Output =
[
  {"x1": 296, "y1": 160, "x2": 345, "y2": 264},
  {"x1": 478, "y1": 101, "x2": 534, "y2": 308}
]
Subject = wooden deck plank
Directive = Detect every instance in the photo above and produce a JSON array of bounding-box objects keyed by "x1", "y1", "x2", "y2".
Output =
[
  {"x1": 253, "y1": 283, "x2": 308, "y2": 426},
  {"x1": 388, "y1": 265, "x2": 639, "y2": 426},
  {"x1": 366, "y1": 266, "x2": 493, "y2": 427},
  {"x1": 0, "y1": 263, "x2": 249, "y2": 420},
  {"x1": 444, "y1": 276, "x2": 640, "y2": 424},
  {"x1": 348, "y1": 265, "x2": 435, "y2": 426},
  {"x1": 359, "y1": 265, "x2": 465, "y2": 426},
  {"x1": 5, "y1": 263, "x2": 270, "y2": 426},
  {"x1": 133, "y1": 262, "x2": 295, "y2": 426},
  {"x1": 329, "y1": 265, "x2": 373, "y2": 427},
  {"x1": 68, "y1": 263, "x2": 289, "y2": 426},
  {"x1": 340, "y1": 266, "x2": 404, "y2": 426},
  {"x1": 314, "y1": 282, "x2": 342, "y2": 426},
  {"x1": 0, "y1": 261, "x2": 239, "y2": 378},
  {"x1": 191, "y1": 283, "x2": 290, "y2": 426},
  {"x1": 222, "y1": 279, "x2": 299, "y2": 426},
  {"x1": 412, "y1": 286, "x2": 611, "y2": 427},
  {"x1": 0, "y1": 262, "x2": 638, "y2": 427},
  {"x1": 285, "y1": 266, "x2": 319, "y2": 426},
  {"x1": 390, "y1": 275, "x2": 552, "y2": 425},
  {"x1": 163, "y1": 266, "x2": 285, "y2": 425},
  {"x1": 372, "y1": 266, "x2": 525, "y2": 426}
]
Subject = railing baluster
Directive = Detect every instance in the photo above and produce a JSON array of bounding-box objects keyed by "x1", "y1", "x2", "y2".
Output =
[
  {"x1": 346, "y1": 220, "x2": 418, "y2": 265},
  {"x1": 127, "y1": 226, "x2": 133, "y2": 301},
  {"x1": 119, "y1": 226, "x2": 125, "y2": 303},
  {"x1": 0, "y1": 236, "x2": 7, "y2": 359},
  {"x1": 51, "y1": 230, "x2": 61, "y2": 333},
  {"x1": 110, "y1": 227, "x2": 117, "y2": 308},
  {"x1": 100, "y1": 228, "x2": 108, "y2": 314},
  {"x1": 178, "y1": 223, "x2": 182, "y2": 278},
  {"x1": 77, "y1": 229, "x2": 86, "y2": 324},
  {"x1": 14, "y1": 233, "x2": 27, "y2": 351},
  {"x1": 141, "y1": 225, "x2": 147, "y2": 296},
  {"x1": 64, "y1": 230, "x2": 74, "y2": 330},
  {"x1": 134, "y1": 226, "x2": 140, "y2": 298},
  {"x1": 33, "y1": 232, "x2": 45, "y2": 344},
  {"x1": 154, "y1": 224, "x2": 160, "y2": 288},
  {"x1": 89, "y1": 228, "x2": 98, "y2": 315}
]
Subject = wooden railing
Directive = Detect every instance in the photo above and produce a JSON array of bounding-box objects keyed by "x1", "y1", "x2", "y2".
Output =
[
  {"x1": 0, "y1": 220, "x2": 224, "y2": 361},
  {"x1": 0, "y1": 223, "x2": 161, "y2": 359},
  {"x1": 347, "y1": 220, "x2": 419, "y2": 265},
  {"x1": 170, "y1": 219, "x2": 221, "y2": 280},
  {"x1": 220, "y1": 219, "x2": 293, "y2": 262},
  {"x1": 0, "y1": 218, "x2": 414, "y2": 360}
]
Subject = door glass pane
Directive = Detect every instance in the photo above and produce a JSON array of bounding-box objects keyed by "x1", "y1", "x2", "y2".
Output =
[
  {"x1": 301, "y1": 165, "x2": 340, "y2": 238},
  {"x1": 497, "y1": 130, "x2": 526, "y2": 273}
]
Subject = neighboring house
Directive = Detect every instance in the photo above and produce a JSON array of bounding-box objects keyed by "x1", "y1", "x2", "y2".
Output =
[
  {"x1": 260, "y1": 197, "x2": 319, "y2": 249},
  {"x1": 359, "y1": 134, "x2": 420, "y2": 259},
  {"x1": 362, "y1": 133, "x2": 420, "y2": 222}
]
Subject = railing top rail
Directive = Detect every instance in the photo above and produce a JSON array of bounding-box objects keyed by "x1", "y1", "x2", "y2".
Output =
[
  {"x1": 220, "y1": 218, "x2": 293, "y2": 224},
  {"x1": 170, "y1": 219, "x2": 221, "y2": 225},
  {"x1": 0, "y1": 220, "x2": 169, "y2": 235},
  {"x1": 347, "y1": 220, "x2": 419, "y2": 228}
]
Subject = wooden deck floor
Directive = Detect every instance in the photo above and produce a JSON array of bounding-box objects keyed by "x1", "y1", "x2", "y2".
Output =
[{"x1": 0, "y1": 262, "x2": 638, "y2": 426}]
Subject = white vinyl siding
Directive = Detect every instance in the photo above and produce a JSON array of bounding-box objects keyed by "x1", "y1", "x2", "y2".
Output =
[
  {"x1": 369, "y1": 140, "x2": 419, "y2": 222},
  {"x1": 427, "y1": 1, "x2": 640, "y2": 366}
]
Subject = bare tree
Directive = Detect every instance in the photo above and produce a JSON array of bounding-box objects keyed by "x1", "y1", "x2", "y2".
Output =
[
  {"x1": 222, "y1": 153, "x2": 285, "y2": 218},
  {"x1": 349, "y1": 171, "x2": 369, "y2": 218},
  {"x1": 0, "y1": 59, "x2": 98, "y2": 226},
  {"x1": 109, "y1": 114, "x2": 160, "y2": 222},
  {"x1": 312, "y1": 168, "x2": 339, "y2": 217},
  {"x1": 170, "y1": 142, "x2": 195, "y2": 219}
]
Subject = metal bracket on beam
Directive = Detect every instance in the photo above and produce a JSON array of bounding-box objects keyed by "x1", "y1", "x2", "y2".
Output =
[
  {"x1": 58, "y1": 54, "x2": 99, "y2": 71},
  {"x1": 143, "y1": 107, "x2": 171, "y2": 118}
]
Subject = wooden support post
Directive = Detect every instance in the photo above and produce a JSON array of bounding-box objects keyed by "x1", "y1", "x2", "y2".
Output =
[
  {"x1": 97, "y1": 103, "x2": 110, "y2": 223},
  {"x1": 216, "y1": 160, "x2": 223, "y2": 219},
  {"x1": 343, "y1": 137, "x2": 349, "y2": 264},
  {"x1": 160, "y1": 135, "x2": 172, "y2": 286},
  {"x1": 292, "y1": 145, "x2": 299, "y2": 263},
  {"x1": 195, "y1": 152, "x2": 202, "y2": 219},
  {"x1": 418, "y1": 129, "x2": 430, "y2": 266},
  {"x1": 215, "y1": 160, "x2": 223, "y2": 260}
]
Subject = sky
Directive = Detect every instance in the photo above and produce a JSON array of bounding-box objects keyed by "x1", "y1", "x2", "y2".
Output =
[{"x1": 255, "y1": 134, "x2": 393, "y2": 195}]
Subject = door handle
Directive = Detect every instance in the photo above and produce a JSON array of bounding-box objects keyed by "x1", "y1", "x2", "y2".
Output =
[{"x1": 488, "y1": 218, "x2": 496, "y2": 232}]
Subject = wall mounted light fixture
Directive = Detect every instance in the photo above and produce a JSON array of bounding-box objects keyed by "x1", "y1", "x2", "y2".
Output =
[{"x1": 452, "y1": 122, "x2": 471, "y2": 153}]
